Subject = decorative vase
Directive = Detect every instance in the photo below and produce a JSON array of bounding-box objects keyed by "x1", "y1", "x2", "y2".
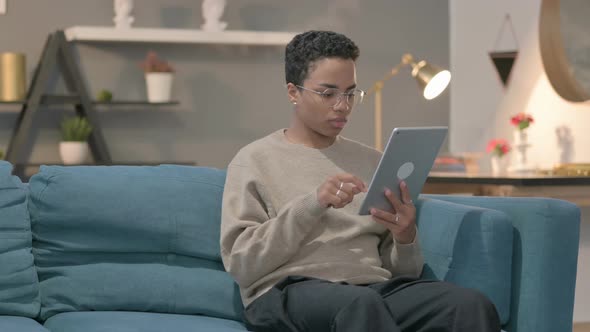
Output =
[
  {"x1": 513, "y1": 129, "x2": 527, "y2": 145},
  {"x1": 490, "y1": 155, "x2": 506, "y2": 175},
  {"x1": 0, "y1": 52, "x2": 26, "y2": 101},
  {"x1": 59, "y1": 142, "x2": 89, "y2": 165},
  {"x1": 509, "y1": 129, "x2": 535, "y2": 173},
  {"x1": 145, "y1": 72, "x2": 173, "y2": 103}
]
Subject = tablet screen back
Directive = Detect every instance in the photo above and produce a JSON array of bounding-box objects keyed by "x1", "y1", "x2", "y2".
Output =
[{"x1": 358, "y1": 126, "x2": 448, "y2": 215}]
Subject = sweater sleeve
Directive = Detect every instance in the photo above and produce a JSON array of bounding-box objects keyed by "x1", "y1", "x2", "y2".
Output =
[
  {"x1": 220, "y1": 162, "x2": 328, "y2": 288},
  {"x1": 378, "y1": 230, "x2": 424, "y2": 277}
]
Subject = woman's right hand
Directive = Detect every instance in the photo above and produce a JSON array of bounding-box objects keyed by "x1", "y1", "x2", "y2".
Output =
[{"x1": 317, "y1": 173, "x2": 368, "y2": 209}]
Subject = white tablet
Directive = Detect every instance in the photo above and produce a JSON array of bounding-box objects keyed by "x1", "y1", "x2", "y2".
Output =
[{"x1": 358, "y1": 126, "x2": 448, "y2": 215}]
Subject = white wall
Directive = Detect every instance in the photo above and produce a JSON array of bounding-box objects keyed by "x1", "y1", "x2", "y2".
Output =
[
  {"x1": 450, "y1": 0, "x2": 590, "y2": 168},
  {"x1": 451, "y1": 0, "x2": 589, "y2": 323}
]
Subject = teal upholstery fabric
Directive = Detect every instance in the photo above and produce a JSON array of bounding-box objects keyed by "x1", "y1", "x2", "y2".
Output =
[
  {"x1": 0, "y1": 316, "x2": 49, "y2": 332},
  {"x1": 0, "y1": 161, "x2": 40, "y2": 317},
  {"x1": 415, "y1": 197, "x2": 513, "y2": 324},
  {"x1": 425, "y1": 195, "x2": 580, "y2": 332},
  {"x1": 0, "y1": 160, "x2": 577, "y2": 332},
  {"x1": 28, "y1": 165, "x2": 243, "y2": 321},
  {"x1": 44, "y1": 311, "x2": 249, "y2": 332}
]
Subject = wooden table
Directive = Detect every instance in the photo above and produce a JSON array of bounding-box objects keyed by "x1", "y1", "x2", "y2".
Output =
[{"x1": 425, "y1": 172, "x2": 590, "y2": 206}]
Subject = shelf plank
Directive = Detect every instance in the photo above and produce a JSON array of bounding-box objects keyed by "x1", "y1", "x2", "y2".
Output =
[
  {"x1": 93, "y1": 100, "x2": 179, "y2": 106},
  {"x1": 1, "y1": 95, "x2": 179, "y2": 107},
  {"x1": 65, "y1": 26, "x2": 297, "y2": 46},
  {"x1": 0, "y1": 100, "x2": 25, "y2": 104}
]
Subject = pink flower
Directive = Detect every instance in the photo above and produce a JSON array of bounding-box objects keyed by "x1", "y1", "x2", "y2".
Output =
[
  {"x1": 510, "y1": 113, "x2": 534, "y2": 131},
  {"x1": 139, "y1": 51, "x2": 174, "y2": 73},
  {"x1": 486, "y1": 139, "x2": 511, "y2": 157}
]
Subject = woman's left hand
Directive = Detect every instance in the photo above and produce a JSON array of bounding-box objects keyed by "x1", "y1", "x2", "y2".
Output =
[{"x1": 369, "y1": 181, "x2": 417, "y2": 244}]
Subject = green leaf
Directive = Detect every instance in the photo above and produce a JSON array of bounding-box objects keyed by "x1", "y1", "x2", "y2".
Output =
[
  {"x1": 97, "y1": 89, "x2": 113, "y2": 102},
  {"x1": 60, "y1": 116, "x2": 93, "y2": 142}
]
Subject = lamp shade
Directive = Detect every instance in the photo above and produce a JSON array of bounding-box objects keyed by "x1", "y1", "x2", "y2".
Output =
[
  {"x1": 370, "y1": 54, "x2": 451, "y2": 151},
  {"x1": 411, "y1": 60, "x2": 451, "y2": 100}
]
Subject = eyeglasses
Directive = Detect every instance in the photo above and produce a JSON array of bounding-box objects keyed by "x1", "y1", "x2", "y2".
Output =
[{"x1": 295, "y1": 85, "x2": 365, "y2": 109}]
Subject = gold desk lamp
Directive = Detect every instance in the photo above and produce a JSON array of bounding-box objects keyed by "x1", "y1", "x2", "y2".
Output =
[{"x1": 366, "y1": 54, "x2": 451, "y2": 151}]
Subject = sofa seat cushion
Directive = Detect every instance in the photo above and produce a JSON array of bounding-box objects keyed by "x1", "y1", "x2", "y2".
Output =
[
  {"x1": 43, "y1": 311, "x2": 249, "y2": 332},
  {"x1": 28, "y1": 165, "x2": 242, "y2": 321},
  {"x1": 0, "y1": 316, "x2": 49, "y2": 332},
  {"x1": 0, "y1": 161, "x2": 40, "y2": 317}
]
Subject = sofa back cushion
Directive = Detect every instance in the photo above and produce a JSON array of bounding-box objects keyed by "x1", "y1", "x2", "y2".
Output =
[
  {"x1": 0, "y1": 161, "x2": 40, "y2": 317},
  {"x1": 28, "y1": 165, "x2": 242, "y2": 321}
]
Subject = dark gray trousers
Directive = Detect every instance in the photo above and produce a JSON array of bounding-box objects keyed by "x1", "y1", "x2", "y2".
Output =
[{"x1": 244, "y1": 276, "x2": 501, "y2": 332}]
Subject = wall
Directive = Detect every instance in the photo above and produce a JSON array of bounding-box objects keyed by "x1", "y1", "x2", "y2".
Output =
[
  {"x1": 0, "y1": 0, "x2": 449, "y2": 168},
  {"x1": 450, "y1": 0, "x2": 589, "y2": 322},
  {"x1": 450, "y1": 0, "x2": 590, "y2": 168}
]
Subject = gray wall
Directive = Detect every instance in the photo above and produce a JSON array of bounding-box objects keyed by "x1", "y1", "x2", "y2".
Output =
[{"x1": 0, "y1": 0, "x2": 449, "y2": 168}]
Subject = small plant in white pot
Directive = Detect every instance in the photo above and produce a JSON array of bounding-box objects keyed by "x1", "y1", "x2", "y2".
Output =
[
  {"x1": 139, "y1": 51, "x2": 175, "y2": 103},
  {"x1": 59, "y1": 116, "x2": 93, "y2": 165}
]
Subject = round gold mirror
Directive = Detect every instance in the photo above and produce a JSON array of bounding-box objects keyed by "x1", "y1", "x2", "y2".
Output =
[{"x1": 540, "y1": 0, "x2": 590, "y2": 102}]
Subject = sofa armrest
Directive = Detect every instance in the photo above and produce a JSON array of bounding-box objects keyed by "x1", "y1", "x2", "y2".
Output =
[
  {"x1": 415, "y1": 197, "x2": 513, "y2": 324},
  {"x1": 424, "y1": 194, "x2": 580, "y2": 332}
]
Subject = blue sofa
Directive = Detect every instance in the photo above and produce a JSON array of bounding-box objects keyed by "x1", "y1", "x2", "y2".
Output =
[{"x1": 0, "y1": 160, "x2": 579, "y2": 332}]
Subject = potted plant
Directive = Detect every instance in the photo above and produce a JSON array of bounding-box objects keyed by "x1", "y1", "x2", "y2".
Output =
[
  {"x1": 139, "y1": 51, "x2": 175, "y2": 103},
  {"x1": 59, "y1": 116, "x2": 93, "y2": 165},
  {"x1": 486, "y1": 138, "x2": 511, "y2": 175}
]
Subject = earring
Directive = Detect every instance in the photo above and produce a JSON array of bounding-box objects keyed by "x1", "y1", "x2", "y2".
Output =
[{"x1": 292, "y1": 101, "x2": 297, "y2": 105}]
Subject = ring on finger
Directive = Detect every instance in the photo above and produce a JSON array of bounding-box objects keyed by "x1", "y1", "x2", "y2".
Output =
[
  {"x1": 339, "y1": 182, "x2": 344, "y2": 190},
  {"x1": 394, "y1": 214, "x2": 400, "y2": 222},
  {"x1": 336, "y1": 189, "x2": 342, "y2": 197}
]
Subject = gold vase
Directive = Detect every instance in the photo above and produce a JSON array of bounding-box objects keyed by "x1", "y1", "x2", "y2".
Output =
[{"x1": 0, "y1": 52, "x2": 26, "y2": 101}]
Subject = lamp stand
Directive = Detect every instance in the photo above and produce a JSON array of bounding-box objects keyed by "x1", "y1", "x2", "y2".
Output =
[
  {"x1": 374, "y1": 82, "x2": 384, "y2": 151},
  {"x1": 367, "y1": 54, "x2": 415, "y2": 151}
]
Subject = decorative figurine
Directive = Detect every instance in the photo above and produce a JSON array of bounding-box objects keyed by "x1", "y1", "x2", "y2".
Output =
[
  {"x1": 114, "y1": 0, "x2": 134, "y2": 29},
  {"x1": 556, "y1": 126, "x2": 573, "y2": 164},
  {"x1": 201, "y1": 0, "x2": 227, "y2": 32}
]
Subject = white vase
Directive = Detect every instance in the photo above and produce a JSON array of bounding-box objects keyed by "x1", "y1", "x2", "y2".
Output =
[
  {"x1": 59, "y1": 142, "x2": 89, "y2": 165},
  {"x1": 509, "y1": 129, "x2": 536, "y2": 173},
  {"x1": 513, "y1": 130, "x2": 527, "y2": 145},
  {"x1": 145, "y1": 72, "x2": 173, "y2": 103},
  {"x1": 490, "y1": 156, "x2": 507, "y2": 175}
]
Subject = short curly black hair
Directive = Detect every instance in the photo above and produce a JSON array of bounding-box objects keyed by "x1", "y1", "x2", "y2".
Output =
[{"x1": 285, "y1": 30, "x2": 360, "y2": 86}]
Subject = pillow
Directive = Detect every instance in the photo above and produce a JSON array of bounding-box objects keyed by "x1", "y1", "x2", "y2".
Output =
[{"x1": 29, "y1": 165, "x2": 242, "y2": 321}]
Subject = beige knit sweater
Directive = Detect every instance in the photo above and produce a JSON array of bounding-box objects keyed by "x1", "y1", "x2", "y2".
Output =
[{"x1": 220, "y1": 129, "x2": 424, "y2": 307}]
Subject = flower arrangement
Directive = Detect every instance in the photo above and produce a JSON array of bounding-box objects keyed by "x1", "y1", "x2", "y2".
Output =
[
  {"x1": 139, "y1": 51, "x2": 174, "y2": 73},
  {"x1": 486, "y1": 139, "x2": 511, "y2": 158},
  {"x1": 510, "y1": 112, "x2": 534, "y2": 131}
]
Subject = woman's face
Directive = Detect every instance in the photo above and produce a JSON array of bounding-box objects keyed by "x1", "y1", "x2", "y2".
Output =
[{"x1": 288, "y1": 57, "x2": 358, "y2": 141}]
